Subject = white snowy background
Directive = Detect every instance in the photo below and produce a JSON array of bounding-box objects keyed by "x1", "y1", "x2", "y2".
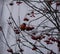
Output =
[{"x1": 0, "y1": 0, "x2": 60, "y2": 54}]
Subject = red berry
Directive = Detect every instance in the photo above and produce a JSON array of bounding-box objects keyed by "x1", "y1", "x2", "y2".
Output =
[
  {"x1": 30, "y1": 11, "x2": 35, "y2": 17},
  {"x1": 8, "y1": 22, "x2": 12, "y2": 25},
  {"x1": 14, "y1": 27, "x2": 20, "y2": 34},
  {"x1": 44, "y1": 40, "x2": 53, "y2": 44},
  {"x1": 30, "y1": 27, "x2": 34, "y2": 30},
  {"x1": 20, "y1": 48, "x2": 24, "y2": 52},
  {"x1": 48, "y1": 37, "x2": 56, "y2": 42},
  {"x1": 26, "y1": 26, "x2": 34, "y2": 31},
  {"x1": 31, "y1": 36, "x2": 37, "y2": 40},
  {"x1": 56, "y1": 2, "x2": 60, "y2": 6},
  {"x1": 27, "y1": 13, "x2": 30, "y2": 15},
  {"x1": 36, "y1": 35, "x2": 45, "y2": 40},
  {"x1": 16, "y1": 2, "x2": 22, "y2": 5},
  {"x1": 23, "y1": 18, "x2": 29, "y2": 21},
  {"x1": 32, "y1": 47, "x2": 37, "y2": 50},
  {"x1": 20, "y1": 23, "x2": 26, "y2": 31},
  {"x1": 7, "y1": 49, "x2": 13, "y2": 53},
  {"x1": 17, "y1": 39, "x2": 21, "y2": 42},
  {"x1": 9, "y1": 3, "x2": 14, "y2": 6},
  {"x1": 36, "y1": 36, "x2": 42, "y2": 40},
  {"x1": 25, "y1": 26, "x2": 31, "y2": 31},
  {"x1": 31, "y1": 11, "x2": 34, "y2": 14},
  {"x1": 30, "y1": 14, "x2": 35, "y2": 17}
]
